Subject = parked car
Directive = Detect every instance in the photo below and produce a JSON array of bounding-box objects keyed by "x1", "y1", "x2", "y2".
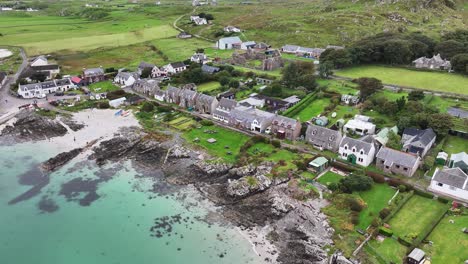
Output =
[{"x1": 54, "y1": 92, "x2": 64, "y2": 96}]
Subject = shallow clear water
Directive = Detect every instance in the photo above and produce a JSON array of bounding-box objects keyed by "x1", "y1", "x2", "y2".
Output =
[{"x1": 0, "y1": 142, "x2": 262, "y2": 264}]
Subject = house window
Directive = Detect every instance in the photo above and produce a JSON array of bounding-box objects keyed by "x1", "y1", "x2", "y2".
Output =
[
  {"x1": 396, "y1": 165, "x2": 400, "y2": 169},
  {"x1": 403, "y1": 167, "x2": 408, "y2": 171},
  {"x1": 360, "y1": 150, "x2": 364, "y2": 155},
  {"x1": 352, "y1": 148, "x2": 356, "y2": 153},
  {"x1": 385, "y1": 166, "x2": 390, "y2": 169},
  {"x1": 380, "y1": 160, "x2": 384, "y2": 164},
  {"x1": 358, "y1": 158, "x2": 363, "y2": 162},
  {"x1": 437, "y1": 183, "x2": 443, "y2": 187},
  {"x1": 344, "y1": 146, "x2": 348, "y2": 150}
]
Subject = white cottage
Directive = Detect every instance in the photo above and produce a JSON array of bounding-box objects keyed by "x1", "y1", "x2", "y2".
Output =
[
  {"x1": 339, "y1": 136, "x2": 377, "y2": 167},
  {"x1": 429, "y1": 167, "x2": 468, "y2": 202}
]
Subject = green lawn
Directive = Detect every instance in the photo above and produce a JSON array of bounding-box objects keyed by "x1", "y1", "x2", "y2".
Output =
[
  {"x1": 183, "y1": 124, "x2": 250, "y2": 163},
  {"x1": 247, "y1": 142, "x2": 309, "y2": 173},
  {"x1": 88, "y1": 81, "x2": 120, "y2": 93},
  {"x1": 0, "y1": 46, "x2": 22, "y2": 74},
  {"x1": 357, "y1": 184, "x2": 396, "y2": 230},
  {"x1": 317, "y1": 79, "x2": 358, "y2": 95},
  {"x1": 336, "y1": 65, "x2": 468, "y2": 95},
  {"x1": 197, "y1": 81, "x2": 221, "y2": 93},
  {"x1": 291, "y1": 97, "x2": 331, "y2": 122},
  {"x1": 317, "y1": 171, "x2": 343, "y2": 186},
  {"x1": 423, "y1": 215, "x2": 468, "y2": 264},
  {"x1": 368, "y1": 238, "x2": 407, "y2": 264},
  {"x1": 442, "y1": 135, "x2": 468, "y2": 154},
  {"x1": 388, "y1": 195, "x2": 448, "y2": 237}
]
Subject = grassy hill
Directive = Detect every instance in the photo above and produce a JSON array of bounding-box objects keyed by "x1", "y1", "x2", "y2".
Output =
[{"x1": 180, "y1": 0, "x2": 467, "y2": 47}]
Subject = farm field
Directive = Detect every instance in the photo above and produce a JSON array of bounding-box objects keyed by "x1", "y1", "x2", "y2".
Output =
[
  {"x1": 442, "y1": 135, "x2": 468, "y2": 154},
  {"x1": 317, "y1": 171, "x2": 343, "y2": 187},
  {"x1": 388, "y1": 195, "x2": 447, "y2": 237},
  {"x1": 88, "y1": 81, "x2": 120, "y2": 93},
  {"x1": 423, "y1": 215, "x2": 468, "y2": 264},
  {"x1": 336, "y1": 66, "x2": 468, "y2": 95},
  {"x1": 183, "y1": 124, "x2": 250, "y2": 163},
  {"x1": 197, "y1": 81, "x2": 221, "y2": 93},
  {"x1": 357, "y1": 184, "x2": 396, "y2": 230}
]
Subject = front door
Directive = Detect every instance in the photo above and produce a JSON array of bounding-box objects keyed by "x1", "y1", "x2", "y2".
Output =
[{"x1": 347, "y1": 154, "x2": 357, "y2": 164}]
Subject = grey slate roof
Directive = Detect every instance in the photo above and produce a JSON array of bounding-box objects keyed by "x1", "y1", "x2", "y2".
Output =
[
  {"x1": 447, "y1": 107, "x2": 468, "y2": 119},
  {"x1": 281, "y1": 45, "x2": 300, "y2": 52},
  {"x1": 84, "y1": 67, "x2": 104, "y2": 76},
  {"x1": 340, "y1": 136, "x2": 374, "y2": 154},
  {"x1": 376, "y1": 147, "x2": 419, "y2": 168},
  {"x1": 402, "y1": 128, "x2": 436, "y2": 147},
  {"x1": 230, "y1": 106, "x2": 274, "y2": 123},
  {"x1": 451, "y1": 152, "x2": 468, "y2": 165},
  {"x1": 197, "y1": 93, "x2": 215, "y2": 104},
  {"x1": 305, "y1": 124, "x2": 341, "y2": 142},
  {"x1": 218, "y1": 98, "x2": 237, "y2": 110},
  {"x1": 272, "y1": 115, "x2": 298, "y2": 128},
  {"x1": 408, "y1": 248, "x2": 425, "y2": 261},
  {"x1": 31, "y1": 64, "x2": 59, "y2": 71},
  {"x1": 201, "y1": 64, "x2": 220, "y2": 74},
  {"x1": 433, "y1": 167, "x2": 468, "y2": 190},
  {"x1": 138, "y1": 61, "x2": 155, "y2": 70},
  {"x1": 116, "y1": 71, "x2": 137, "y2": 81},
  {"x1": 170, "y1": 62, "x2": 186, "y2": 68},
  {"x1": 218, "y1": 36, "x2": 242, "y2": 45}
]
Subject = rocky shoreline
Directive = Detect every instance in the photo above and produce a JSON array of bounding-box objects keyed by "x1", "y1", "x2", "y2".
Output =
[{"x1": 1, "y1": 111, "x2": 343, "y2": 264}]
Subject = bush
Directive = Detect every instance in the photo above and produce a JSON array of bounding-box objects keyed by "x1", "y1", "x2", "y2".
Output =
[
  {"x1": 96, "y1": 101, "x2": 110, "y2": 109},
  {"x1": 398, "y1": 236, "x2": 412, "y2": 247},
  {"x1": 379, "y1": 207, "x2": 391, "y2": 219},
  {"x1": 200, "y1": 119, "x2": 214, "y2": 126},
  {"x1": 351, "y1": 212, "x2": 360, "y2": 225},
  {"x1": 252, "y1": 135, "x2": 267, "y2": 143},
  {"x1": 328, "y1": 182, "x2": 340, "y2": 191},
  {"x1": 414, "y1": 189, "x2": 434, "y2": 199},
  {"x1": 366, "y1": 171, "x2": 386, "y2": 183},
  {"x1": 347, "y1": 197, "x2": 365, "y2": 212},
  {"x1": 398, "y1": 185, "x2": 407, "y2": 192},
  {"x1": 339, "y1": 174, "x2": 373, "y2": 193},
  {"x1": 141, "y1": 102, "x2": 154, "y2": 112},
  {"x1": 371, "y1": 217, "x2": 382, "y2": 227},
  {"x1": 437, "y1": 196, "x2": 450, "y2": 204},
  {"x1": 156, "y1": 105, "x2": 172, "y2": 113},
  {"x1": 379, "y1": 227, "x2": 393, "y2": 237},
  {"x1": 271, "y1": 140, "x2": 281, "y2": 148}
]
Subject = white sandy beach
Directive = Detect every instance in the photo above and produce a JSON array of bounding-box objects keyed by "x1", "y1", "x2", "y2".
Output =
[{"x1": 237, "y1": 225, "x2": 279, "y2": 263}]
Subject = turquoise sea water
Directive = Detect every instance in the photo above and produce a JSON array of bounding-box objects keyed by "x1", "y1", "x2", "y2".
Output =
[{"x1": 0, "y1": 142, "x2": 262, "y2": 264}]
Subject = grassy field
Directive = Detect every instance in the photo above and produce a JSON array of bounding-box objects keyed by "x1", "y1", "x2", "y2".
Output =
[
  {"x1": 317, "y1": 171, "x2": 343, "y2": 187},
  {"x1": 247, "y1": 142, "x2": 308, "y2": 173},
  {"x1": 291, "y1": 97, "x2": 331, "y2": 122},
  {"x1": 183, "y1": 124, "x2": 250, "y2": 163},
  {"x1": 423, "y1": 215, "x2": 468, "y2": 264},
  {"x1": 388, "y1": 195, "x2": 447, "y2": 237},
  {"x1": 0, "y1": 46, "x2": 22, "y2": 74},
  {"x1": 336, "y1": 66, "x2": 468, "y2": 95},
  {"x1": 197, "y1": 81, "x2": 221, "y2": 93},
  {"x1": 357, "y1": 184, "x2": 396, "y2": 230},
  {"x1": 442, "y1": 135, "x2": 468, "y2": 154},
  {"x1": 88, "y1": 81, "x2": 120, "y2": 93},
  {"x1": 368, "y1": 238, "x2": 407, "y2": 264}
]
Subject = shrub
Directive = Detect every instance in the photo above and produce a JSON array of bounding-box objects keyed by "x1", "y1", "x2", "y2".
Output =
[
  {"x1": 366, "y1": 171, "x2": 386, "y2": 183},
  {"x1": 252, "y1": 135, "x2": 267, "y2": 143},
  {"x1": 398, "y1": 236, "x2": 412, "y2": 247},
  {"x1": 350, "y1": 212, "x2": 360, "y2": 225},
  {"x1": 96, "y1": 101, "x2": 109, "y2": 109},
  {"x1": 271, "y1": 140, "x2": 281, "y2": 148},
  {"x1": 379, "y1": 207, "x2": 391, "y2": 219},
  {"x1": 328, "y1": 182, "x2": 340, "y2": 191},
  {"x1": 379, "y1": 227, "x2": 393, "y2": 237},
  {"x1": 371, "y1": 217, "x2": 382, "y2": 228},
  {"x1": 200, "y1": 119, "x2": 214, "y2": 126},
  {"x1": 414, "y1": 189, "x2": 434, "y2": 199},
  {"x1": 141, "y1": 102, "x2": 154, "y2": 112},
  {"x1": 347, "y1": 197, "x2": 365, "y2": 212},
  {"x1": 437, "y1": 196, "x2": 450, "y2": 204},
  {"x1": 339, "y1": 174, "x2": 373, "y2": 193},
  {"x1": 246, "y1": 176, "x2": 258, "y2": 187},
  {"x1": 156, "y1": 105, "x2": 172, "y2": 112},
  {"x1": 398, "y1": 185, "x2": 407, "y2": 192}
]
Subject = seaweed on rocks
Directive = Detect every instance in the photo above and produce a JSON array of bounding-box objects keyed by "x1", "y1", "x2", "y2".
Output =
[{"x1": 37, "y1": 196, "x2": 59, "y2": 213}]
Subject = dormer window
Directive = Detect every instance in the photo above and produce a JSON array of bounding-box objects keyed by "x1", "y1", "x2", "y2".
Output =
[
  {"x1": 360, "y1": 150, "x2": 364, "y2": 155},
  {"x1": 344, "y1": 146, "x2": 348, "y2": 150}
]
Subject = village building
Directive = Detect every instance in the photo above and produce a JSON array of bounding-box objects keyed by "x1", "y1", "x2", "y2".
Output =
[
  {"x1": 343, "y1": 116, "x2": 376, "y2": 136},
  {"x1": 224, "y1": 26, "x2": 241, "y2": 33},
  {"x1": 407, "y1": 248, "x2": 426, "y2": 264},
  {"x1": 212, "y1": 98, "x2": 238, "y2": 123},
  {"x1": 282, "y1": 95, "x2": 301, "y2": 107},
  {"x1": 309, "y1": 157, "x2": 329, "y2": 173},
  {"x1": 18, "y1": 78, "x2": 75, "y2": 99},
  {"x1": 165, "y1": 62, "x2": 187, "y2": 75},
  {"x1": 341, "y1": 93, "x2": 360, "y2": 105},
  {"x1": 154, "y1": 89, "x2": 166, "y2": 102},
  {"x1": 449, "y1": 152, "x2": 468, "y2": 173},
  {"x1": 151, "y1": 66, "x2": 168, "y2": 78},
  {"x1": 182, "y1": 83, "x2": 197, "y2": 91},
  {"x1": 401, "y1": 128, "x2": 436, "y2": 157},
  {"x1": 82, "y1": 67, "x2": 105, "y2": 84},
  {"x1": 195, "y1": 93, "x2": 218, "y2": 114},
  {"x1": 30, "y1": 55, "x2": 48, "y2": 67},
  {"x1": 436, "y1": 151, "x2": 449, "y2": 165},
  {"x1": 373, "y1": 126, "x2": 398, "y2": 147},
  {"x1": 132, "y1": 79, "x2": 160, "y2": 96},
  {"x1": 114, "y1": 71, "x2": 138, "y2": 87},
  {"x1": 326, "y1": 45, "x2": 345, "y2": 50},
  {"x1": 190, "y1": 53, "x2": 209, "y2": 64},
  {"x1": 305, "y1": 124, "x2": 343, "y2": 152},
  {"x1": 137, "y1": 61, "x2": 155, "y2": 75},
  {"x1": 216, "y1": 36, "x2": 242, "y2": 50},
  {"x1": 255, "y1": 77, "x2": 274, "y2": 85},
  {"x1": 178, "y1": 89, "x2": 198, "y2": 109},
  {"x1": 413, "y1": 54, "x2": 451, "y2": 71},
  {"x1": 270, "y1": 115, "x2": 301, "y2": 140},
  {"x1": 429, "y1": 167, "x2": 468, "y2": 202},
  {"x1": 201, "y1": 64, "x2": 220, "y2": 74},
  {"x1": 376, "y1": 147, "x2": 421, "y2": 177},
  {"x1": 22, "y1": 55, "x2": 60, "y2": 80},
  {"x1": 281, "y1": 45, "x2": 300, "y2": 54},
  {"x1": 229, "y1": 106, "x2": 274, "y2": 133},
  {"x1": 241, "y1": 41, "x2": 256, "y2": 50},
  {"x1": 218, "y1": 90, "x2": 236, "y2": 100},
  {"x1": 166, "y1": 86, "x2": 181, "y2": 104},
  {"x1": 177, "y1": 32, "x2": 192, "y2": 39},
  {"x1": 109, "y1": 97, "x2": 126, "y2": 108},
  {"x1": 190, "y1": 16, "x2": 207, "y2": 25},
  {"x1": 339, "y1": 136, "x2": 377, "y2": 167}
]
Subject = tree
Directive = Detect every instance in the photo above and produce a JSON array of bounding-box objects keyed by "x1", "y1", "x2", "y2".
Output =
[
  {"x1": 428, "y1": 113, "x2": 453, "y2": 137},
  {"x1": 228, "y1": 79, "x2": 240, "y2": 88},
  {"x1": 205, "y1": 14, "x2": 214, "y2": 20},
  {"x1": 320, "y1": 48, "x2": 352, "y2": 68},
  {"x1": 383, "y1": 39, "x2": 412, "y2": 64},
  {"x1": 141, "y1": 102, "x2": 154, "y2": 112},
  {"x1": 408, "y1": 90, "x2": 425, "y2": 101},
  {"x1": 396, "y1": 96, "x2": 406, "y2": 111},
  {"x1": 381, "y1": 101, "x2": 398, "y2": 114},
  {"x1": 30, "y1": 72, "x2": 47, "y2": 82},
  {"x1": 141, "y1": 67, "x2": 152, "y2": 78},
  {"x1": 196, "y1": 48, "x2": 205, "y2": 54},
  {"x1": 282, "y1": 61, "x2": 316, "y2": 89},
  {"x1": 435, "y1": 40, "x2": 467, "y2": 60},
  {"x1": 386, "y1": 131, "x2": 402, "y2": 150},
  {"x1": 261, "y1": 82, "x2": 283, "y2": 97},
  {"x1": 451, "y1": 53, "x2": 468, "y2": 74},
  {"x1": 354, "y1": 77, "x2": 383, "y2": 101},
  {"x1": 339, "y1": 174, "x2": 373, "y2": 193},
  {"x1": 319, "y1": 61, "x2": 333, "y2": 78}
]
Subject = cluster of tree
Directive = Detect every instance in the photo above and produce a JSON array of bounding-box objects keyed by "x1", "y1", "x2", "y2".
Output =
[
  {"x1": 281, "y1": 61, "x2": 317, "y2": 90},
  {"x1": 198, "y1": 12, "x2": 214, "y2": 20},
  {"x1": 353, "y1": 77, "x2": 383, "y2": 101},
  {"x1": 77, "y1": 8, "x2": 110, "y2": 20},
  {"x1": 362, "y1": 90, "x2": 454, "y2": 137},
  {"x1": 329, "y1": 174, "x2": 373, "y2": 193},
  {"x1": 320, "y1": 30, "x2": 468, "y2": 75}
]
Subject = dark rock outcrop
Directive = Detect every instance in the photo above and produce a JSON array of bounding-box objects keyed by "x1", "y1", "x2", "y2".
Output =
[{"x1": 42, "y1": 148, "x2": 83, "y2": 172}]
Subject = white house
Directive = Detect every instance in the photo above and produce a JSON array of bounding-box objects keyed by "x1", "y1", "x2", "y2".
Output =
[
  {"x1": 238, "y1": 97, "x2": 265, "y2": 108},
  {"x1": 212, "y1": 98, "x2": 238, "y2": 123},
  {"x1": 343, "y1": 116, "x2": 376, "y2": 136},
  {"x1": 114, "y1": 72, "x2": 138, "y2": 87},
  {"x1": 18, "y1": 78, "x2": 75, "y2": 99},
  {"x1": 154, "y1": 90, "x2": 166, "y2": 102},
  {"x1": 224, "y1": 26, "x2": 241, "y2": 33},
  {"x1": 30, "y1": 55, "x2": 48, "y2": 67},
  {"x1": 429, "y1": 167, "x2": 468, "y2": 202},
  {"x1": 109, "y1": 97, "x2": 127, "y2": 108},
  {"x1": 151, "y1": 66, "x2": 168, "y2": 78},
  {"x1": 229, "y1": 106, "x2": 274, "y2": 133},
  {"x1": 241, "y1": 41, "x2": 256, "y2": 50},
  {"x1": 164, "y1": 62, "x2": 187, "y2": 75},
  {"x1": 190, "y1": 53, "x2": 208, "y2": 64},
  {"x1": 339, "y1": 136, "x2": 377, "y2": 167},
  {"x1": 216, "y1": 36, "x2": 242, "y2": 50}
]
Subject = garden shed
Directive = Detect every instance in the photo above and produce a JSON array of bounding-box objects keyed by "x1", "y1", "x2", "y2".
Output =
[{"x1": 308, "y1": 157, "x2": 329, "y2": 173}]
